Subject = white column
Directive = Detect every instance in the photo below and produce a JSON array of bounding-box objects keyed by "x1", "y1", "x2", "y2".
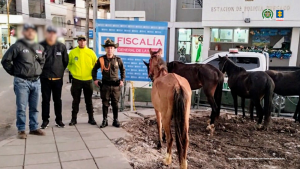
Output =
[
  {"x1": 44, "y1": 0, "x2": 52, "y2": 22},
  {"x1": 168, "y1": 0, "x2": 177, "y2": 62},
  {"x1": 202, "y1": 26, "x2": 210, "y2": 61},
  {"x1": 93, "y1": 0, "x2": 98, "y2": 53},
  {"x1": 110, "y1": 0, "x2": 115, "y2": 19},
  {"x1": 289, "y1": 28, "x2": 300, "y2": 66}
]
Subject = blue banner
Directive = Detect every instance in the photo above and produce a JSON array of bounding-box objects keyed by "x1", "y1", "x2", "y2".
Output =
[
  {"x1": 89, "y1": 30, "x2": 93, "y2": 38},
  {"x1": 95, "y1": 19, "x2": 168, "y2": 81}
]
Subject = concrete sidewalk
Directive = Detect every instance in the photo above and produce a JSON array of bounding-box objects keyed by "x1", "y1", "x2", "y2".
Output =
[{"x1": 0, "y1": 114, "x2": 132, "y2": 169}]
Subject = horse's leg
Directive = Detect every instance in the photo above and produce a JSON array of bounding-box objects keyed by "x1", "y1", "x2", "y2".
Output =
[
  {"x1": 232, "y1": 92, "x2": 238, "y2": 116},
  {"x1": 162, "y1": 130, "x2": 166, "y2": 143},
  {"x1": 293, "y1": 98, "x2": 300, "y2": 122},
  {"x1": 162, "y1": 116, "x2": 173, "y2": 166},
  {"x1": 155, "y1": 109, "x2": 163, "y2": 149},
  {"x1": 249, "y1": 100, "x2": 254, "y2": 120},
  {"x1": 253, "y1": 99, "x2": 264, "y2": 129},
  {"x1": 205, "y1": 91, "x2": 217, "y2": 136},
  {"x1": 241, "y1": 97, "x2": 245, "y2": 118}
]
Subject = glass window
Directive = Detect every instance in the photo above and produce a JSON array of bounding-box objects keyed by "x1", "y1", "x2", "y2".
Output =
[
  {"x1": 234, "y1": 29, "x2": 249, "y2": 43},
  {"x1": 211, "y1": 28, "x2": 219, "y2": 42},
  {"x1": 0, "y1": 0, "x2": 16, "y2": 14},
  {"x1": 29, "y1": 0, "x2": 45, "y2": 18},
  {"x1": 236, "y1": 57, "x2": 260, "y2": 70},
  {"x1": 52, "y1": 16, "x2": 66, "y2": 27},
  {"x1": 219, "y1": 29, "x2": 233, "y2": 42},
  {"x1": 182, "y1": 0, "x2": 202, "y2": 9}
]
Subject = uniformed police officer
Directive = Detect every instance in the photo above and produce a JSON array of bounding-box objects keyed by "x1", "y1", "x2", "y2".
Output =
[
  {"x1": 92, "y1": 39, "x2": 125, "y2": 128},
  {"x1": 1, "y1": 23, "x2": 45, "y2": 139}
]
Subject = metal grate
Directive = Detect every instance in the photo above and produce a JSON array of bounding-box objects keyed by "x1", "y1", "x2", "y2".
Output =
[{"x1": 182, "y1": 0, "x2": 202, "y2": 9}]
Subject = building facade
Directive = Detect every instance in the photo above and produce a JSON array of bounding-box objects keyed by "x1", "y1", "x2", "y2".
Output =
[{"x1": 113, "y1": 0, "x2": 300, "y2": 67}]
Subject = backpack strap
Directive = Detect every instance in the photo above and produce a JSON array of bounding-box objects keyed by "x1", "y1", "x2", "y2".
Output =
[{"x1": 99, "y1": 57, "x2": 110, "y2": 72}]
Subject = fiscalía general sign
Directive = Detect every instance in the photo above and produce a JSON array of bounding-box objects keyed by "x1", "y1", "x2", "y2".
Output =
[{"x1": 95, "y1": 19, "x2": 168, "y2": 81}]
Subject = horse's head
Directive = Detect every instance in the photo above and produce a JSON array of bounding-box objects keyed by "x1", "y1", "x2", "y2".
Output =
[
  {"x1": 218, "y1": 55, "x2": 229, "y2": 73},
  {"x1": 147, "y1": 48, "x2": 165, "y2": 80},
  {"x1": 143, "y1": 60, "x2": 152, "y2": 81}
]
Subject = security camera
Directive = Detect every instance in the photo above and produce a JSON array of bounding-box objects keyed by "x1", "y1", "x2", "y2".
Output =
[{"x1": 244, "y1": 18, "x2": 251, "y2": 23}]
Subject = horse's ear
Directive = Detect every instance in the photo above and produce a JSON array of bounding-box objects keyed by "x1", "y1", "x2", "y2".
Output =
[
  {"x1": 143, "y1": 60, "x2": 149, "y2": 67},
  {"x1": 157, "y1": 48, "x2": 162, "y2": 56},
  {"x1": 149, "y1": 48, "x2": 152, "y2": 55},
  {"x1": 225, "y1": 54, "x2": 228, "y2": 59},
  {"x1": 218, "y1": 55, "x2": 221, "y2": 59}
]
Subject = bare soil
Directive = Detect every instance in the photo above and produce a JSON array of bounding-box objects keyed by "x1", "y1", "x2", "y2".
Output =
[{"x1": 113, "y1": 111, "x2": 300, "y2": 169}]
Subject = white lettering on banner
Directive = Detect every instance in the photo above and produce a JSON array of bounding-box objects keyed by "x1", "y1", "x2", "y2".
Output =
[{"x1": 211, "y1": 5, "x2": 291, "y2": 12}]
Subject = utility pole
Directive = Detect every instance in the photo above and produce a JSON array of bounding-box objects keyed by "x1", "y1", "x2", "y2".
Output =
[
  {"x1": 85, "y1": 0, "x2": 90, "y2": 47},
  {"x1": 7, "y1": 0, "x2": 12, "y2": 46},
  {"x1": 93, "y1": 0, "x2": 98, "y2": 52}
]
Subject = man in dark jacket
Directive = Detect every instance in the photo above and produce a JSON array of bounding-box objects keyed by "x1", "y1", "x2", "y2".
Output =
[
  {"x1": 1, "y1": 23, "x2": 45, "y2": 139},
  {"x1": 92, "y1": 39, "x2": 125, "y2": 128},
  {"x1": 40, "y1": 26, "x2": 69, "y2": 129}
]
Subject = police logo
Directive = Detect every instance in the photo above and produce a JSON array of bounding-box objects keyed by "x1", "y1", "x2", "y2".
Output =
[
  {"x1": 22, "y1": 49, "x2": 29, "y2": 53},
  {"x1": 262, "y1": 9, "x2": 273, "y2": 19},
  {"x1": 56, "y1": 52, "x2": 62, "y2": 55},
  {"x1": 115, "y1": 62, "x2": 118, "y2": 67},
  {"x1": 74, "y1": 57, "x2": 78, "y2": 61}
]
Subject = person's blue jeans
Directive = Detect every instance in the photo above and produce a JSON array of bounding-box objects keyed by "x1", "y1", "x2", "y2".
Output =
[{"x1": 14, "y1": 77, "x2": 41, "y2": 131}]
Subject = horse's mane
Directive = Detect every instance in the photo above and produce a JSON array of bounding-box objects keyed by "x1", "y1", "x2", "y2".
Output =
[
  {"x1": 226, "y1": 58, "x2": 246, "y2": 72},
  {"x1": 155, "y1": 57, "x2": 168, "y2": 73}
]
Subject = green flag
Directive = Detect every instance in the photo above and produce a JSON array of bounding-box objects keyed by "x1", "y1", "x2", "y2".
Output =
[{"x1": 196, "y1": 44, "x2": 202, "y2": 62}]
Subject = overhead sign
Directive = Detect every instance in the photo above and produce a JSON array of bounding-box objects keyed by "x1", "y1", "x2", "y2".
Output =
[
  {"x1": 89, "y1": 30, "x2": 93, "y2": 38},
  {"x1": 95, "y1": 19, "x2": 168, "y2": 81}
]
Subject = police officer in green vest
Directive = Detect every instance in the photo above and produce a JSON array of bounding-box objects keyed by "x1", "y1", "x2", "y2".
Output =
[{"x1": 92, "y1": 39, "x2": 125, "y2": 128}]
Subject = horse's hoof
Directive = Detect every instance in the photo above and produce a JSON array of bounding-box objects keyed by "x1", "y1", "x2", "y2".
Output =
[
  {"x1": 206, "y1": 119, "x2": 211, "y2": 125},
  {"x1": 206, "y1": 124, "x2": 215, "y2": 136},
  {"x1": 157, "y1": 142, "x2": 162, "y2": 149},
  {"x1": 162, "y1": 139, "x2": 166, "y2": 143},
  {"x1": 180, "y1": 160, "x2": 187, "y2": 169},
  {"x1": 163, "y1": 153, "x2": 172, "y2": 165},
  {"x1": 256, "y1": 124, "x2": 263, "y2": 130}
]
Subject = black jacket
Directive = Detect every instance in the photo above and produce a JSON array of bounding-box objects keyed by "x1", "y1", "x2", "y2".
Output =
[
  {"x1": 40, "y1": 41, "x2": 69, "y2": 78},
  {"x1": 1, "y1": 39, "x2": 45, "y2": 79}
]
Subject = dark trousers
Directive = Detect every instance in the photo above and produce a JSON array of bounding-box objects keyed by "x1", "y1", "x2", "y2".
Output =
[
  {"x1": 100, "y1": 85, "x2": 121, "y2": 120},
  {"x1": 41, "y1": 78, "x2": 63, "y2": 122},
  {"x1": 71, "y1": 79, "x2": 94, "y2": 119}
]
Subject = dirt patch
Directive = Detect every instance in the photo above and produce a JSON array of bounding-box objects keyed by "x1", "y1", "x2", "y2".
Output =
[{"x1": 113, "y1": 112, "x2": 300, "y2": 169}]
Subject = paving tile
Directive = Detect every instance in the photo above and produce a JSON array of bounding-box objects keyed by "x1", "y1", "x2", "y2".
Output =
[
  {"x1": 0, "y1": 155, "x2": 23, "y2": 168},
  {"x1": 80, "y1": 131, "x2": 108, "y2": 141},
  {"x1": 53, "y1": 127, "x2": 77, "y2": 133},
  {"x1": 108, "y1": 113, "x2": 131, "y2": 122},
  {"x1": 96, "y1": 156, "x2": 132, "y2": 169},
  {"x1": 75, "y1": 123, "x2": 99, "y2": 129},
  {"x1": 0, "y1": 145, "x2": 24, "y2": 155},
  {"x1": 85, "y1": 140, "x2": 114, "y2": 149},
  {"x1": 123, "y1": 112, "x2": 143, "y2": 119},
  {"x1": 26, "y1": 144, "x2": 57, "y2": 154},
  {"x1": 62, "y1": 159, "x2": 97, "y2": 169},
  {"x1": 76, "y1": 127, "x2": 102, "y2": 133},
  {"x1": 100, "y1": 126, "x2": 126, "y2": 132},
  {"x1": 3, "y1": 140, "x2": 25, "y2": 146},
  {"x1": 26, "y1": 136, "x2": 55, "y2": 145},
  {"x1": 57, "y1": 141, "x2": 86, "y2": 152},
  {"x1": 54, "y1": 132, "x2": 82, "y2": 143},
  {"x1": 137, "y1": 109, "x2": 155, "y2": 116},
  {"x1": 25, "y1": 153, "x2": 59, "y2": 165},
  {"x1": 104, "y1": 130, "x2": 132, "y2": 140},
  {"x1": 59, "y1": 149, "x2": 92, "y2": 162},
  {"x1": 24, "y1": 163, "x2": 61, "y2": 169},
  {"x1": 89, "y1": 146, "x2": 121, "y2": 158},
  {"x1": 0, "y1": 166, "x2": 23, "y2": 169},
  {"x1": 41, "y1": 129, "x2": 54, "y2": 136}
]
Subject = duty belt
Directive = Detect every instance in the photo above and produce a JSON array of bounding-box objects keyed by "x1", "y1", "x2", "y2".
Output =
[{"x1": 102, "y1": 80, "x2": 120, "y2": 86}]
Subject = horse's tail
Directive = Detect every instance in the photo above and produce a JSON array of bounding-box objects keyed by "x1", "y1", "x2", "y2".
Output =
[
  {"x1": 214, "y1": 73, "x2": 224, "y2": 117},
  {"x1": 173, "y1": 86, "x2": 189, "y2": 165},
  {"x1": 264, "y1": 77, "x2": 274, "y2": 124}
]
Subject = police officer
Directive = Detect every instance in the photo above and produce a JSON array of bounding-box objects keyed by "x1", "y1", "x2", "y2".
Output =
[
  {"x1": 68, "y1": 35, "x2": 97, "y2": 126},
  {"x1": 40, "y1": 26, "x2": 69, "y2": 129},
  {"x1": 92, "y1": 39, "x2": 125, "y2": 128},
  {"x1": 1, "y1": 23, "x2": 45, "y2": 139}
]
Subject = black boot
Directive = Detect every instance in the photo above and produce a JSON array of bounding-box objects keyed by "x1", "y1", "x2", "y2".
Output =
[
  {"x1": 69, "y1": 118, "x2": 77, "y2": 126},
  {"x1": 88, "y1": 113, "x2": 97, "y2": 125},
  {"x1": 100, "y1": 106, "x2": 108, "y2": 128},
  {"x1": 112, "y1": 106, "x2": 120, "y2": 128}
]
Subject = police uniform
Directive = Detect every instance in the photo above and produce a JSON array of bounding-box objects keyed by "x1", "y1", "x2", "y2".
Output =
[{"x1": 92, "y1": 39, "x2": 125, "y2": 128}]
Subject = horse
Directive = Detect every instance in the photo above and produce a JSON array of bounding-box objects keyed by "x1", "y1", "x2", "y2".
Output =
[
  {"x1": 144, "y1": 61, "x2": 224, "y2": 135},
  {"x1": 144, "y1": 48, "x2": 191, "y2": 169},
  {"x1": 263, "y1": 70, "x2": 300, "y2": 122},
  {"x1": 218, "y1": 55, "x2": 275, "y2": 129}
]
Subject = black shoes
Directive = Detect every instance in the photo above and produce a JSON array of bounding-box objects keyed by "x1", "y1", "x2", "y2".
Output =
[
  {"x1": 55, "y1": 121, "x2": 65, "y2": 128},
  {"x1": 100, "y1": 119, "x2": 108, "y2": 128},
  {"x1": 112, "y1": 119, "x2": 120, "y2": 128},
  {"x1": 69, "y1": 118, "x2": 77, "y2": 126},
  {"x1": 88, "y1": 118, "x2": 97, "y2": 125},
  {"x1": 40, "y1": 121, "x2": 49, "y2": 129}
]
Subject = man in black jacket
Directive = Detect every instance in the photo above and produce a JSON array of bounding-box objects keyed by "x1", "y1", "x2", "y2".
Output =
[
  {"x1": 40, "y1": 26, "x2": 69, "y2": 129},
  {"x1": 1, "y1": 23, "x2": 45, "y2": 139}
]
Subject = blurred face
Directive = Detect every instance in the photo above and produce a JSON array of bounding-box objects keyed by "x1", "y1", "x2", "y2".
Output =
[
  {"x1": 22, "y1": 29, "x2": 36, "y2": 41},
  {"x1": 105, "y1": 46, "x2": 115, "y2": 56},
  {"x1": 77, "y1": 39, "x2": 86, "y2": 48},
  {"x1": 45, "y1": 31, "x2": 57, "y2": 45}
]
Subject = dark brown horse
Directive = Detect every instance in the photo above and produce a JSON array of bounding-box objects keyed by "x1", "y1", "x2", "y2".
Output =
[
  {"x1": 218, "y1": 55, "x2": 275, "y2": 129},
  {"x1": 264, "y1": 70, "x2": 300, "y2": 122},
  {"x1": 144, "y1": 61, "x2": 224, "y2": 135}
]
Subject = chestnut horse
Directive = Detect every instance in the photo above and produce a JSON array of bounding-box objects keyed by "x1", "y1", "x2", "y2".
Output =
[{"x1": 146, "y1": 48, "x2": 191, "y2": 169}]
